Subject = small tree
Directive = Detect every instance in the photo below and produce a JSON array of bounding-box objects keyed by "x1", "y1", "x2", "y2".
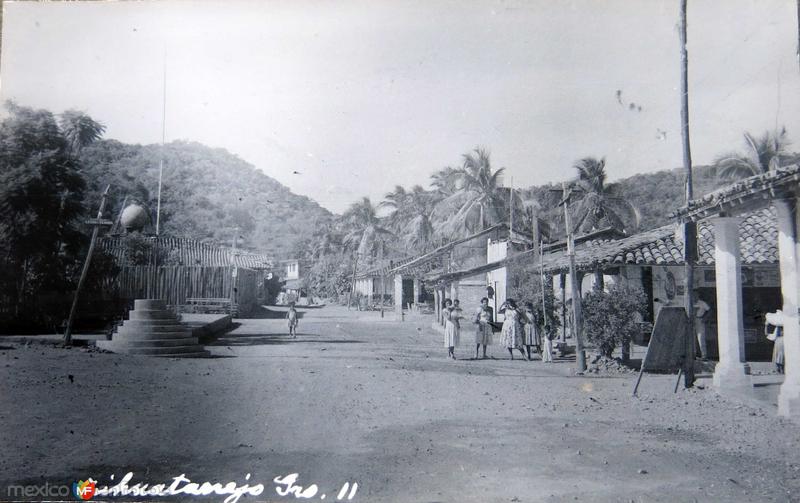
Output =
[
  {"x1": 508, "y1": 260, "x2": 561, "y2": 340},
  {"x1": 581, "y1": 282, "x2": 646, "y2": 359}
]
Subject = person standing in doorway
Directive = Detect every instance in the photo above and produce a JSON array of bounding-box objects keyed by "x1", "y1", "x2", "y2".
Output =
[
  {"x1": 693, "y1": 293, "x2": 711, "y2": 360},
  {"x1": 473, "y1": 297, "x2": 493, "y2": 359},
  {"x1": 766, "y1": 310, "x2": 785, "y2": 374}
]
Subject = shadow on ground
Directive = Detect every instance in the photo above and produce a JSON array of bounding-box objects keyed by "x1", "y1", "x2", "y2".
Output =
[
  {"x1": 208, "y1": 332, "x2": 364, "y2": 347},
  {"x1": 246, "y1": 306, "x2": 305, "y2": 320}
]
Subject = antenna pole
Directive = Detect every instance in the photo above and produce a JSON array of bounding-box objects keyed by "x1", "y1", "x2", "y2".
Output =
[{"x1": 155, "y1": 54, "x2": 167, "y2": 236}]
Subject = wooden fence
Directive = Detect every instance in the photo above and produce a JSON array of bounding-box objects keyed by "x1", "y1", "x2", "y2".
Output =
[{"x1": 107, "y1": 266, "x2": 264, "y2": 316}]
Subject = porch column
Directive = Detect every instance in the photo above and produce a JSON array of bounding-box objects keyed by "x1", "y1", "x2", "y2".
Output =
[
  {"x1": 433, "y1": 288, "x2": 440, "y2": 324},
  {"x1": 440, "y1": 287, "x2": 447, "y2": 326},
  {"x1": 776, "y1": 199, "x2": 800, "y2": 417},
  {"x1": 711, "y1": 216, "x2": 751, "y2": 391},
  {"x1": 394, "y1": 273, "x2": 403, "y2": 320},
  {"x1": 559, "y1": 272, "x2": 567, "y2": 343},
  {"x1": 413, "y1": 279, "x2": 421, "y2": 308},
  {"x1": 450, "y1": 280, "x2": 459, "y2": 301}
]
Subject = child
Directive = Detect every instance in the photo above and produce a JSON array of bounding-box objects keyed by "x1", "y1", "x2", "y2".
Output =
[
  {"x1": 443, "y1": 299, "x2": 459, "y2": 359},
  {"x1": 541, "y1": 324, "x2": 554, "y2": 363},
  {"x1": 286, "y1": 302, "x2": 299, "y2": 338}
]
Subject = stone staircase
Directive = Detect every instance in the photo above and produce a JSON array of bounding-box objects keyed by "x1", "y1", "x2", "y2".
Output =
[{"x1": 96, "y1": 299, "x2": 211, "y2": 357}]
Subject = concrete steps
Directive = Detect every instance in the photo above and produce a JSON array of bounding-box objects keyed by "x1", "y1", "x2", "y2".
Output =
[{"x1": 97, "y1": 299, "x2": 210, "y2": 358}]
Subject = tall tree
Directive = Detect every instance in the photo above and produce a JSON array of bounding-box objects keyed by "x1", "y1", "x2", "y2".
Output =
[
  {"x1": 59, "y1": 110, "x2": 106, "y2": 155},
  {"x1": 714, "y1": 128, "x2": 790, "y2": 180},
  {"x1": 381, "y1": 185, "x2": 438, "y2": 252},
  {"x1": 0, "y1": 102, "x2": 87, "y2": 312},
  {"x1": 432, "y1": 147, "x2": 507, "y2": 238},
  {"x1": 429, "y1": 166, "x2": 461, "y2": 197},
  {"x1": 569, "y1": 157, "x2": 638, "y2": 235},
  {"x1": 341, "y1": 197, "x2": 393, "y2": 260}
]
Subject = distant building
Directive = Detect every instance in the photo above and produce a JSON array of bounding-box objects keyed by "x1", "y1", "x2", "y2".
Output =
[
  {"x1": 284, "y1": 259, "x2": 300, "y2": 280},
  {"x1": 277, "y1": 259, "x2": 306, "y2": 304}
]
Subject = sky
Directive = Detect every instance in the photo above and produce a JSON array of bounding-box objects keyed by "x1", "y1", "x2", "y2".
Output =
[{"x1": 1, "y1": 0, "x2": 798, "y2": 213}]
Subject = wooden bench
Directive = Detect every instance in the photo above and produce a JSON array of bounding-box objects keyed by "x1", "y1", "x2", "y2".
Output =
[{"x1": 183, "y1": 298, "x2": 238, "y2": 317}]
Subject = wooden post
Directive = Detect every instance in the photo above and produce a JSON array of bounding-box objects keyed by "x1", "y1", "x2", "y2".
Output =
[
  {"x1": 679, "y1": 0, "x2": 696, "y2": 387},
  {"x1": 348, "y1": 253, "x2": 358, "y2": 310},
  {"x1": 64, "y1": 185, "x2": 112, "y2": 345},
  {"x1": 539, "y1": 242, "x2": 548, "y2": 330},
  {"x1": 562, "y1": 182, "x2": 586, "y2": 372}
]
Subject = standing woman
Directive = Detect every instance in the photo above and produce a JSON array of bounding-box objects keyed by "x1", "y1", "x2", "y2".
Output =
[
  {"x1": 499, "y1": 299, "x2": 529, "y2": 360},
  {"x1": 523, "y1": 301, "x2": 540, "y2": 360},
  {"x1": 474, "y1": 297, "x2": 493, "y2": 359},
  {"x1": 443, "y1": 299, "x2": 459, "y2": 359}
]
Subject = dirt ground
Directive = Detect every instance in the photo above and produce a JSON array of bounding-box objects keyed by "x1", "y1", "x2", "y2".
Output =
[{"x1": 1, "y1": 305, "x2": 799, "y2": 503}]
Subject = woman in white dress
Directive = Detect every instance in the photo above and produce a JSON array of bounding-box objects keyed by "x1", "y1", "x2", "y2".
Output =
[
  {"x1": 499, "y1": 299, "x2": 529, "y2": 360},
  {"x1": 443, "y1": 299, "x2": 460, "y2": 359},
  {"x1": 541, "y1": 321, "x2": 554, "y2": 363}
]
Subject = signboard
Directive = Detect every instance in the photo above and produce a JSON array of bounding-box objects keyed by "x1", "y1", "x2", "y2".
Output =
[{"x1": 641, "y1": 306, "x2": 689, "y2": 372}]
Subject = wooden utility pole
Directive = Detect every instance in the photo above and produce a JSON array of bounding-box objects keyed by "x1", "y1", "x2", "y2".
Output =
[
  {"x1": 508, "y1": 179, "x2": 514, "y2": 237},
  {"x1": 64, "y1": 185, "x2": 112, "y2": 345},
  {"x1": 539, "y1": 242, "x2": 548, "y2": 332},
  {"x1": 561, "y1": 182, "x2": 587, "y2": 372},
  {"x1": 348, "y1": 253, "x2": 359, "y2": 310},
  {"x1": 679, "y1": 0, "x2": 696, "y2": 387}
]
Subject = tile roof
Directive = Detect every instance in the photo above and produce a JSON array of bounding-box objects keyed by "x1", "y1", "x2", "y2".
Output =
[
  {"x1": 672, "y1": 164, "x2": 800, "y2": 222},
  {"x1": 540, "y1": 207, "x2": 777, "y2": 273},
  {"x1": 101, "y1": 236, "x2": 273, "y2": 270}
]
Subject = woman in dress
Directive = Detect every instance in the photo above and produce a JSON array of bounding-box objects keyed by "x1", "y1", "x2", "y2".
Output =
[
  {"x1": 443, "y1": 299, "x2": 460, "y2": 359},
  {"x1": 523, "y1": 302, "x2": 540, "y2": 360},
  {"x1": 499, "y1": 298, "x2": 529, "y2": 360},
  {"x1": 541, "y1": 322, "x2": 554, "y2": 363},
  {"x1": 473, "y1": 297, "x2": 493, "y2": 359}
]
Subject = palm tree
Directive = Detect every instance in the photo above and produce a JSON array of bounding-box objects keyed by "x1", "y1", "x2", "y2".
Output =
[
  {"x1": 381, "y1": 185, "x2": 438, "y2": 252},
  {"x1": 715, "y1": 128, "x2": 790, "y2": 180},
  {"x1": 432, "y1": 147, "x2": 507, "y2": 238},
  {"x1": 58, "y1": 110, "x2": 106, "y2": 155},
  {"x1": 341, "y1": 197, "x2": 393, "y2": 259},
  {"x1": 429, "y1": 166, "x2": 461, "y2": 197},
  {"x1": 568, "y1": 157, "x2": 638, "y2": 235},
  {"x1": 380, "y1": 185, "x2": 409, "y2": 231}
]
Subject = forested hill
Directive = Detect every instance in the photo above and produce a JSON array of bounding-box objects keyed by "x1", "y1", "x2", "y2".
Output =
[
  {"x1": 79, "y1": 139, "x2": 333, "y2": 258},
  {"x1": 615, "y1": 164, "x2": 722, "y2": 231}
]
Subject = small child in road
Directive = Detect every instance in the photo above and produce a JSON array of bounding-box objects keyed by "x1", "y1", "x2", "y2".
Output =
[{"x1": 286, "y1": 302, "x2": 298, "y2": 338}]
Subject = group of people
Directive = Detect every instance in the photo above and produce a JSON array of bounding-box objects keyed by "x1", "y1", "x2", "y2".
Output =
[{"x1": 442, "y1": 297, "x2": 555, "y2": 361}]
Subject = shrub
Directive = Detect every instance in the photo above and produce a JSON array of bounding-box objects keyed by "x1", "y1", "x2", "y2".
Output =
[{"x1": 582, "y1": 283, "x2": 647, "y2": 358}]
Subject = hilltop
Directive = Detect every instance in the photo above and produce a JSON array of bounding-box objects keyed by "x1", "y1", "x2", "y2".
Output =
[{"x1": 79, "y1": 140, "x2": 333, "y2": 258}]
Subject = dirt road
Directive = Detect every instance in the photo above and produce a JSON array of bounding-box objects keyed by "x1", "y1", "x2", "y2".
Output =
[{"x1": 1, "y1": 305, "x2": 798, "y2": 502}]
